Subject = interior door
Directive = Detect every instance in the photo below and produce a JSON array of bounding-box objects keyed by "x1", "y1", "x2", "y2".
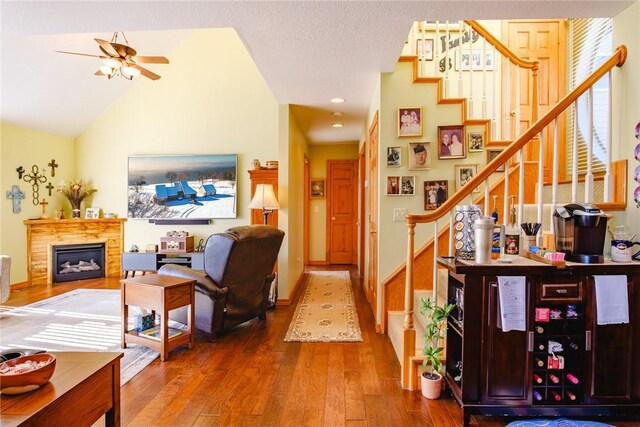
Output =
[
  {"x1": 359, "y1": 144, "x2": 366, "y2": 277},
  {"x1": 327, "y1": 160, "x2": 357, "y2": 264},
  {"x1": 502, "y1": 20, "x2": 566, "y2": 182},
  {"x1": 368, "y1": 112, "x2": 379, "y2": 311}
]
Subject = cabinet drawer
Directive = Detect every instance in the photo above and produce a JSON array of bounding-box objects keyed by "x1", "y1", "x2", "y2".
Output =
[{"x1": 539, "y1": 281, "x2": 583, "y2": 302}]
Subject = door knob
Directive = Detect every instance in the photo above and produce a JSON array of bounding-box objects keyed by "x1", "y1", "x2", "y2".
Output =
[{"x1": 332, "y1": 217, "x2": 336, "y2": 220}]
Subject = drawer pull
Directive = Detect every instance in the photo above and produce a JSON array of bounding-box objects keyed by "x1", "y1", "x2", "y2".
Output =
[{"x1": 555, "y1": 289, "x2": 568, "y2": 294}]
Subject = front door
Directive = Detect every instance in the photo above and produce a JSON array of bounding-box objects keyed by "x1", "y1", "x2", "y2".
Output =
[
  {"x1": 327, "y1": 160, "x2": 357, "y2": 264},
  {"x1": 502, "y1": 20, "x2": 566, "y2": 182}
]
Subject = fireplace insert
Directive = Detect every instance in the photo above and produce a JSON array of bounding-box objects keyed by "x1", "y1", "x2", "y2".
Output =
[{"x1": 52, "y1": 243, "x2": 105, "y2": 283}]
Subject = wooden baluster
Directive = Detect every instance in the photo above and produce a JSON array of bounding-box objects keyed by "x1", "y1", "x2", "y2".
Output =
[
  {"x1": 505, "y1": 60, "x2": 511, "y2": 142},
  {"x1": 468, "y1": 23, "x2": 474, "y2": 117},
  {"x1": 492, "y1": 51, "x2": 498, "y2": 139},
  {"x1": 484, "y1": 181, "x2": 490, "y2": 216},
  {"x1": 503, "y1": 157, "x2": 510, "y2": 223},
  {"x1": 445, "y1": 21, "x2": 450, "y2": 97},
  {"x1": 604, "y1": 71, "x2": 613, "y2": 202},
  {"x1": 551, "y1": 118, "x2": 559, "y2": 235},
  {"x1": 572, "y1": 99, "x2": 579, "y2": 203},
  {"x1": 518, "y1": 147, "x2": 524, "y2": 230},
  {"x1": 585, "y1": 87, "x2": 594, "y2": 203},
  {"x1": 432, "y1": 221, "x2": 438, "y2": 302},
  {"x1": 482, "y1": 39, "x2": 488, "y2": 119},
  {"x1": 459, "y1": 24, "x2": 464, "y2": 99},
  {"x1": 537, "y1": 130, "x2": 545, "y2": 245}
]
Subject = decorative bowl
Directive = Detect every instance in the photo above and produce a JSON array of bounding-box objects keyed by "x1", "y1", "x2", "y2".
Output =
[{"x1": 0, "y1": 353, "x2": 56, "y2": 394}]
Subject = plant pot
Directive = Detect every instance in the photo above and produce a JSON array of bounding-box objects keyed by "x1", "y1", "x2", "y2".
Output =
[
  {"x1": 421, "y1": 371, "x2": 443, "y2": 399},
  {"x1": 71, "y1": 209, "x2": 81, "y2": 219}
]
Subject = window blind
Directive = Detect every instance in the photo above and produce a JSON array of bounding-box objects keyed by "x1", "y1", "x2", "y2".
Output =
[{"x1": 567, "y1": 18, "x2": 612, "y2": 173}]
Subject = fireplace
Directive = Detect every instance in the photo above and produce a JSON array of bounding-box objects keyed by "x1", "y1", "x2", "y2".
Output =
[{"x1": 52, "y1": 243, "x2": 105, "y2": 283}]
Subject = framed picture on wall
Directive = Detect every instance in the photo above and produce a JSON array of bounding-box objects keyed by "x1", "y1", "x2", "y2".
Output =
[
  {"x1": 468, "y1": 131, "x2": 484, "y2": 152},
  {"x1": 455, "y1": 164, "x2": 479, "y2": 192},
  {"x1": 387, "y1": 176, "x2": 400, "y2": 195},
  {"x1": 310, "y1": 179, "x2": 325, "y2": 198},
  {"x1": 438, "y1": 125, "x2": 466, "y2": 159},
  {"x1": 408, "y1": 142, "x2": 431, "y2": 170},
  {"x1": 416, "y1": 39, "x2": 434, "y2": 61},
  {"x1": 487, "y1": 149, "x2": 506, "y2": 172},
  {"x1": 424, "y1": 180, "x2": 448, "y2": 210},
  {"x1": 398, "y1": 107, "x2": 423, "y2": 137},
  {"x1": 387, "y1": 146, "x2": 401, "y2": 167},
  {"x1": 401, "y1": 176, "x2": 416, "y2": 196}
]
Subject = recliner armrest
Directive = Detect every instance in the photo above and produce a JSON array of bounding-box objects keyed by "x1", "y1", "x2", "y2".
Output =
[{"x1": 158, "y1": 264, "x2": 228, "y2": 300}]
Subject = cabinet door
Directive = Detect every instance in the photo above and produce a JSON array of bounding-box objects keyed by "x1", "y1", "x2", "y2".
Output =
[
  {"x1": 586, "y1": 276, "x2": 636, "y2": 403},
  {"x1": 482, "y1": 278, "x2": 530, "y2": 403}
]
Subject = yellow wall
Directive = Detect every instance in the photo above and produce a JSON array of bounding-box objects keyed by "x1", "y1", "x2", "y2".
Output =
[
  {"x1": 613, "y1": 1, "x2": 640, "y2": 232},
  {"x1": 0, "y1": 122, "x2": 76, "y2": 283},
  {"x1": 74, "y1": 29, "x2": 303, "y2": 294},
  {"x1": 308, "y1": 143, "x2": 359, "y2": 262}
]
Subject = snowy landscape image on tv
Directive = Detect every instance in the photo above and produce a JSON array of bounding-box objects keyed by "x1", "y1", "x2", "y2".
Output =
[{"x1": 127, "y1": 154, "x2": 237, "y2": 219}]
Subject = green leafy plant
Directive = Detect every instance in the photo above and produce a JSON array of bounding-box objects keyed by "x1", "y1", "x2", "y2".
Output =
[{"x1": 420, "y1": 297, "x2": 455, "y2": 379}]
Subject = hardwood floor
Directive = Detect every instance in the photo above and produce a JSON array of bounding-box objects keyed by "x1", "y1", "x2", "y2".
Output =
[{"x1": 5, "y1": 268, "x2": 640, "y2": 426}]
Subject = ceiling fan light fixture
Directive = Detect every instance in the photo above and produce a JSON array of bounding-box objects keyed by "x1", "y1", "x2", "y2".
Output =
[
  {"x1": 99, "y1": 65, "x2": 116, "y2": 77},
  {"x1": 102, "y1": 58, "x2": 122, "y2": 69},
  {"x1": 121, "y1": 65, "x2": 141, "y2": 79}
]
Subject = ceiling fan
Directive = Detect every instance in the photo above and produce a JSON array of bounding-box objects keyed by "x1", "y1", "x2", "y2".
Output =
[{"x1": 57, "y1": 32, "x2": 169, "y2": 80}]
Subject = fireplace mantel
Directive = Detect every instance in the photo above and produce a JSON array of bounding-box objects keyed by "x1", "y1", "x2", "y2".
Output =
[{"x1": 24, "y1": 218, "x2": 126, "y2": 285}]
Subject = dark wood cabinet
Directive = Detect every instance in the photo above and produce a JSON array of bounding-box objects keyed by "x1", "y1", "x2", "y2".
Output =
[{"x1": 438, "y1": 258, "x2": 640, "y2": 425}]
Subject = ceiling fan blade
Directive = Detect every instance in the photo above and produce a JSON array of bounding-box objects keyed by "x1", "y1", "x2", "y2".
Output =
[
  {"x1": 94, "y1": 38, "x2": 119, "y2": 57},
  {"x1": 132, "y1": 56, "x2": 169, "y2": 64},
  {"x1": 57, "y1": 50, "x2": 107, "y2": 59},
  {"x1": 129, "y1": 63, "x2": 161, "y2": 80}
]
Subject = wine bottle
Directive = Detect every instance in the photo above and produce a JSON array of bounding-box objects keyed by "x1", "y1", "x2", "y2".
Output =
[
  {"x1": 566, "y1": 373, "x2": 579, "y2": 384},
  {"x1": 566, "y1": 391, "x2": 577, "y2": 401},
  {"x1": 568, "y1": 342, "x2": 579, "y2": 351},
  {"x1": 534, "y1": 357, "x2": 545, "y2": 368},
  {"x1": 537, "y1": 342, "x2": 545, "y2": 351},
  {"x1": 549, "y1": 373, "x2": 560, "y2": 384},
  {"x1": 535, "y1": 325, "x2": 544, "y2": 334},
  {"x1": 550, "y1": 390, "x2": 562, "y2": 401},
  {"x1": 533, "y1": 390, "x2": 543, "y2": 401},
  {"x1": 533, "y1": 374, "x2": 543, "y2": 384}
]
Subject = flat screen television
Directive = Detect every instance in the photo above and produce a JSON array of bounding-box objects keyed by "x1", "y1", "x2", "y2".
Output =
[{"x1": 127, "y1": 154, "x2": 237, "y2": 220}]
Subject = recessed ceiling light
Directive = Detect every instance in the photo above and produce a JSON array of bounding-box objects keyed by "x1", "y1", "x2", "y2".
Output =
[
  {"x1": 332, "y1": 123, "x2": 344, "y2": 128},
  {"x1": 331, "y1": 98, "x2": 345, "y2": 103},
  {"x1": 332, "y1": 111, "x2": 343, "y2": 116}
]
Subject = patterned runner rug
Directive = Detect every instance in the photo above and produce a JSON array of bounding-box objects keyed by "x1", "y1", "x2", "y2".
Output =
[
  {"x1": 0, "y1": 289, "x2": 159, "y2": 385},
  {"x1": 284, "y1": 270, "x2": 362, "y2": 342}
]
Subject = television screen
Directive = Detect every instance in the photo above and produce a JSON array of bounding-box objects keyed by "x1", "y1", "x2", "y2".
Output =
[{"x1": 127, "y1": 154, "x2": 237, "y2": 219}]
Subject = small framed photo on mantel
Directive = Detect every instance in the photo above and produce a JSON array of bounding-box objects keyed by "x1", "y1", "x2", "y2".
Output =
[{"x1": 85, "y1": 207, "x2": 100, "y2": 219}]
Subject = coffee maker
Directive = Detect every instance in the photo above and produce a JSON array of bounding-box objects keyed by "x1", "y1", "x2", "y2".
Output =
[{"x1": 553, "y1": 203, "x2": 608, "y2": 263}]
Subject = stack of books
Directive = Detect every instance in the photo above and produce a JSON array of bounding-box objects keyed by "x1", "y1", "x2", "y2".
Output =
[{"x1": 138, "y1": 325, "x2": 183, "y2": 341}]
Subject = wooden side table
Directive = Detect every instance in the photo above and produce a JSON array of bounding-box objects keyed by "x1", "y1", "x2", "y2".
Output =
[{"x1": 120, "y1": 274, "x2": 195, "y2": 361}]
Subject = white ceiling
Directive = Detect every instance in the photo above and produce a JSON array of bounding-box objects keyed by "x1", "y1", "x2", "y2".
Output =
[{"x1": 1, "y1": 1, "x2": 635, "y2": 145}]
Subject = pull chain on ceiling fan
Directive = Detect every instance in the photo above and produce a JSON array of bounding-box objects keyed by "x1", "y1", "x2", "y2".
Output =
[{"x1": 57, "y1": 32, "x2": 169, "y2": 80}]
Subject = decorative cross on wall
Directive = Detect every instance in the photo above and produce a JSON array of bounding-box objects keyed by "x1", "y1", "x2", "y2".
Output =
[
  {"x1": 22, "y1": 165, "x2": 48, "y2": 205},
  {"x1": 48, "y1": 159, "x2": 59, "y2": 177},
  {"x1": 16, "y1": 166, "x2": 25, "y2": 179},
  {"x1": 46, "y1": 182, "x2": 54, "y2": 196},
  {"x1": 39, "y1": 198, "x2": 49, "y2": 216},
  {"x1": 6, "y1": 185, "x2": 26, "y2": 213}
]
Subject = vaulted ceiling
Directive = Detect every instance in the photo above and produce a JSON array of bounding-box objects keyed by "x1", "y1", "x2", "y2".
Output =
[{"x1": 1, "y1": 1, "x2": 634, "y2": 144}]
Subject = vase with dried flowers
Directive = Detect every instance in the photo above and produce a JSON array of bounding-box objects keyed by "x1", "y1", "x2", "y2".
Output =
[{"x1": 57, "y1": 180, "x2": 97, "y2": 218}]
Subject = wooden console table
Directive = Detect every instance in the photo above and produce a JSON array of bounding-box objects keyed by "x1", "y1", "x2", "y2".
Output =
[
  {"x1": 437, "y1": 257, "x2": 640, "y2": 425},
  {"x1": 0, "y1": 351, "x2": 122, "y2": 426}
]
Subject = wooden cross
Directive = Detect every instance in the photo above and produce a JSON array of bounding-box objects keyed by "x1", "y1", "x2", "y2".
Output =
[
  {"x1": 48, "y1": 159, "x2": 59, "y2": 177},
  {"x1": 6, "y1": 185, "x2": 26, "y2": 213},
  {"x1": 16, "y1": 166, "x2": 25, "y2": 179},
  {"x1": 22, "y1": 164, "x2": 48, "y2": 205},
  {"x1": 46, "y1": 182, "x2": 55, "y2": 196},
  {"x1": 39, "y1": 198, "x2": 49, "y2": 215}
]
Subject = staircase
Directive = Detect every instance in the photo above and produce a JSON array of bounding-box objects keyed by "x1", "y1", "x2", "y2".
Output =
[{"x1": 384, "y1": 19, "x2": 628, "y2": 390}]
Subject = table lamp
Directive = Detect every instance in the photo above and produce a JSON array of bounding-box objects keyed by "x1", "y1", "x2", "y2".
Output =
[{"x1": 248, "y1": 184, "x2": 279, "y2": 225}]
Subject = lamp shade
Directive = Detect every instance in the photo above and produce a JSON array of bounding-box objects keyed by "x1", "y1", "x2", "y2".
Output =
[{"x1": 249, "y1": 184, "x2": 279, "y2": 210}]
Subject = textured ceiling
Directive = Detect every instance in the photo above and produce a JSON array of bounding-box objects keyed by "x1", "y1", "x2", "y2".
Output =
[{"x1": 1, "y1": 1, "x2": 635, "y2": 144}]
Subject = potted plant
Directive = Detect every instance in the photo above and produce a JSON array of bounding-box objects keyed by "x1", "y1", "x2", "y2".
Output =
[{"x1": 420, "y1": 296, "x2": 455, "y2": 399}]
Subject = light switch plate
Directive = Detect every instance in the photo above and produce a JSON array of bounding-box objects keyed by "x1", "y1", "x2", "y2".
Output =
[{"x1": 393, "y1": 208, "x2": 407, "y2": 222}]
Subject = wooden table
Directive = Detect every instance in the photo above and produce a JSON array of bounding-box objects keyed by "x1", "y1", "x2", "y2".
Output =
[
  {"x1": 120, "y1": 274, "x2": 195, "y2": 361},
  {"x1": 0, "y1": 351, "x2": 123, "y2": 426}
]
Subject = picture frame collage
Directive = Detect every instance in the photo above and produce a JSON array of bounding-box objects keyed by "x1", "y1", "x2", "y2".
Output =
[{"x1": 389, "y1": 106, "x2": 499, "y2": 209}]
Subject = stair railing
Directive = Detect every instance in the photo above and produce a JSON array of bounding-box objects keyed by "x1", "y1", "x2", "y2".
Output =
[{"x1": 400, "y1": 45, "x2": 627, "y2": 389}]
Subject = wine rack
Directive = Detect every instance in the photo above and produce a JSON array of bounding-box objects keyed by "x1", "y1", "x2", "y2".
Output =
[{"x1": 532, "y1": 303, "x2": 585, "y2": 405}]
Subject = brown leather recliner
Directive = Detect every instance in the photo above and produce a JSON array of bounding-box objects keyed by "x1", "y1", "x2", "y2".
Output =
[{"x1": 158, "y1": 225, "x2": 284, "y2": 338}]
